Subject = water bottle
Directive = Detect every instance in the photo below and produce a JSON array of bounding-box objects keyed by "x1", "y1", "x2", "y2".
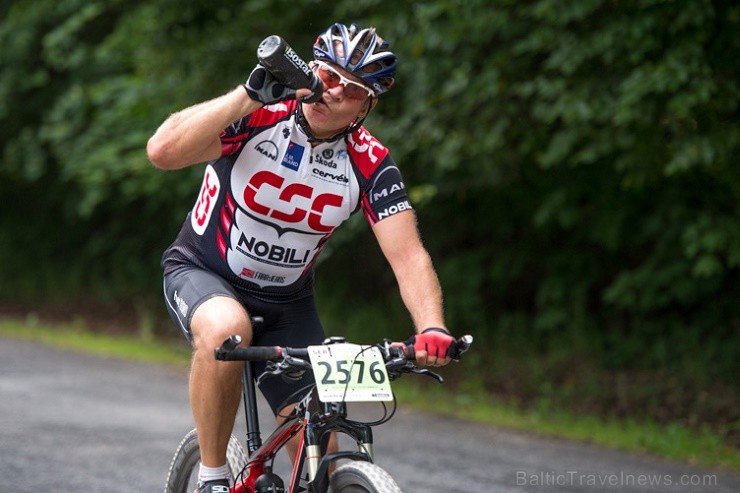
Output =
[{"x1": 257, "y1": 35, "x2": 323, "y2": 103}]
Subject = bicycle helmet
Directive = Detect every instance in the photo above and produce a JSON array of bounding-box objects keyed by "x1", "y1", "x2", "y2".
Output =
[{"x1": 313, "y1": 23, "x2": 397, "y2": 95}]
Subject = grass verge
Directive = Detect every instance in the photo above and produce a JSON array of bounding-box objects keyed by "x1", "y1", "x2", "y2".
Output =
[
  {"x1": 392, "y1": 380, "x2": 740, "y2": 472},
  {"x1": 0, "y1": 318, "x2": 191, "y2": 367},
  {"x1": 2, "y1": 318, "x2": 738, "y2": 472}
]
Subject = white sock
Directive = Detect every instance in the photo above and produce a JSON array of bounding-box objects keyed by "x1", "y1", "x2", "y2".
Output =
[{"x1": 198, "y1": 463, "x2": 230, "y2": 485}]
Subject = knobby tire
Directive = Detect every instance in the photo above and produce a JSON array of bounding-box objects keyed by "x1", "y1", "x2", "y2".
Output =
[
  {"x1": 163, "y1": 428, "x2": 247, "y2": 493},
  {"x1": 328, "y1": 461, "x2": 403, "y2": 493}
]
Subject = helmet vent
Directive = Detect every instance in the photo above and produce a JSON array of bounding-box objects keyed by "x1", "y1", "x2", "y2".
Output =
[{"x1": 313, "y1": 23, "x2": 397, "y2": 94}]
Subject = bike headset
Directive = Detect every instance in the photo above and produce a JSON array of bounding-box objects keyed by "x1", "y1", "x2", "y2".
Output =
[{"x1": 297, "y1": 22, "x2": 398, "y2": 144}]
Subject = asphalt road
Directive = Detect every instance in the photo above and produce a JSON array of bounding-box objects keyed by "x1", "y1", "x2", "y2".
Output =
[{"x1": 1, "y1": 336, "x2": 738, "y2": 492}]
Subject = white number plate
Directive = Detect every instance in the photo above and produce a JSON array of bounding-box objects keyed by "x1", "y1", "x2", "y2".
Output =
[{"x1": 308, "y1": 343, "x2": 393, "y2": 402}]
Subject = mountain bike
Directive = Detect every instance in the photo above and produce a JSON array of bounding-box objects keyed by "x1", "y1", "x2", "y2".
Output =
[{"x1": 163, "y1": 317, "x2": 473, "y2": 493}]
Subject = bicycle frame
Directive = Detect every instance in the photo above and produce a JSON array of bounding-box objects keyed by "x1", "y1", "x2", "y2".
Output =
[{"x1": 231, "y1": 361, "x2": 375, "y2": 493}]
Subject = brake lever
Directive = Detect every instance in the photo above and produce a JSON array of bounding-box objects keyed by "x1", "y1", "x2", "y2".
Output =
[
  {"x1": 284, "y1": 354, "x2": 312, "y2": 370},
  {"x1": 257, "y1": 355, "x2": 311, "y2": 384},
  {"x1": 411, "y1": 367, "x2": 444, "y2": 383},
  {"x1": 391, "y1": 361, "x2": 445, "y2": 383}
]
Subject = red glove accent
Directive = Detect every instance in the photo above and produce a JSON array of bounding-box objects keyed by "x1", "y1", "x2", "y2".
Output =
[{"x1": 413, "y1": 328, "x2": 455, "y2": 358}]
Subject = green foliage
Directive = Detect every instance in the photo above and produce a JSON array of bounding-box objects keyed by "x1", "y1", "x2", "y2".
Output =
[
  {"x1": 0, "y1": 0, "x2": 337, "y2": 297},
  {"x1": 1, "y1": 0, "x2": 738, "y2": 436},
  {"x1": 374, "y1": 0, "x2": 740, "y2": 385}
]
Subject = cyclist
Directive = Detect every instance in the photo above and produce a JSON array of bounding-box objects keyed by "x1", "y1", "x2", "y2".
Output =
[{"x1": 147, "y1": 22, "x2": 458, "y2": 493}]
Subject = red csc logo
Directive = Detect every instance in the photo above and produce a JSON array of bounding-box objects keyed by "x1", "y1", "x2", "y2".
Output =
[
  {"x1": 191, "y1": 165, "x2": 220, "y2": 235},
  {"x1": 243, "y1": 171, "x2": 343, "y2": 233}
]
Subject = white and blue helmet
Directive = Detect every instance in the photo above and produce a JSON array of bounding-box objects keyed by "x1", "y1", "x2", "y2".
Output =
[{"x1": 313, "y1": 23, "x2": 397, "y2": 95}]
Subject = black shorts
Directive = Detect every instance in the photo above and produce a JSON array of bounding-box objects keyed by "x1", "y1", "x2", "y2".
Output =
[{"x1": 163, "y1": 265, "x2": 325, "y2": 415}]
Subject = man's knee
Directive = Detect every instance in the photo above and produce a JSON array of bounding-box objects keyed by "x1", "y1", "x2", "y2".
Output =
[{"x1": 191, "y1": 296, "x2": 252, "y2": 349}]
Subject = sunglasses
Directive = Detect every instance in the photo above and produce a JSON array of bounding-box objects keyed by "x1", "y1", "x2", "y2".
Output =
[{"x1": 312, "y1": 61, "x2": 376, "y2": 101}]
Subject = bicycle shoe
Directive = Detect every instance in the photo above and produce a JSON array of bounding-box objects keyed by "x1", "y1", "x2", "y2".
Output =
[{"x1": 196, "y1": 479, "x2": 230, "y2": 493}]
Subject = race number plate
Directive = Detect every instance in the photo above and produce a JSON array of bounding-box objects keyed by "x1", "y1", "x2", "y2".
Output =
[{"x1": 308, "y1": 344, "x2": 393, "y2": 402}]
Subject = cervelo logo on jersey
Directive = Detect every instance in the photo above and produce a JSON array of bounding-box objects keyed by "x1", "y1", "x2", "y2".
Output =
[
  {"x1": 243, "y1": 170, "x2": 343, "y2": 235},
  {"x1": 312, "y1": 167, "x2": 350, "y2": 185},
  {"x1": 191, "y1": 165, "x2": 220, "y2": 235}
]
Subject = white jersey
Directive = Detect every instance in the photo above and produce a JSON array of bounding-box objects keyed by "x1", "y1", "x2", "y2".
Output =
[{"x1": 163, "y1": 99, "x2": 412, "y2": 301}]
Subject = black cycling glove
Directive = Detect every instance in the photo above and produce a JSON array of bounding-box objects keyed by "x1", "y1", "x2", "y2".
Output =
[{"x1": 243, "y1": 64, "x2": 296, "y2": 105}]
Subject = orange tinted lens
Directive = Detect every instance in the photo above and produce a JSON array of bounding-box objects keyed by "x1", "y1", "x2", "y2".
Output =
[
  {"x1": 317, "y1": 66, "x2": 341, "y2": 89},
  {"x1": 316, "y1": 66, "x2": 368, "y2": 100},
  {"x1": 342, "y1": 84, "x2": 368, "y2": 100}
]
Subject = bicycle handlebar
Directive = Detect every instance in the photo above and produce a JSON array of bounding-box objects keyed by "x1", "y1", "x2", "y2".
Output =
[
  {"x1": 214, "y1": 334, "x2": 473, "y2": 367},
  {"x1": 215, "y1": 334, "x2": 473, "y2": 386}
]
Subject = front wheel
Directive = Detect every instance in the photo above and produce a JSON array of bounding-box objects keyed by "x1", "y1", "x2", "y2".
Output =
[
  {"x1": 163, "y1": 428, "x2": 247, "y2": 493},
  {"x1": 328, "y1": 461, "x2": 402, "y2": 493}
]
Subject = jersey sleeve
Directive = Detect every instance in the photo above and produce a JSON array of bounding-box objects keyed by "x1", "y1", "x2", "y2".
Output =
[
  {"x1": 346, "y1": 127, "x2": 413, "y2": 226},
  {"x1": 219, "y1": 100, "x2": 298, "y2": 157},
  {"x1": 219, "y1": 116, "x2": 251, "y2": 156},
  {"x1": 360, "y1": 153, "x2": 413, "y2": 226}
]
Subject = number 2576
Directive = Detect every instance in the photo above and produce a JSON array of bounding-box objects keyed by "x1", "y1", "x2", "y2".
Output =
[{"x1": 317, "y1": 359, "x2": 386, "y2": 385}]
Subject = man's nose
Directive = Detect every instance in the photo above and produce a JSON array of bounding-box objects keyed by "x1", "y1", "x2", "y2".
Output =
[{"x1": 325, "y1": 83, "x2": 345, "y2": 99}]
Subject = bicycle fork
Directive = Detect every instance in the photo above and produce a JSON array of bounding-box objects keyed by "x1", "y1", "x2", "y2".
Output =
[
  {"x1": 298, "y1": 410, "x2": 376, "y2": 492},
  {"x1": 234, "y1": 362, "x2": 377, "y2": 493}
]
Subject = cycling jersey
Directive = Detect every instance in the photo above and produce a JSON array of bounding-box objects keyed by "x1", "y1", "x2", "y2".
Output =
[{"x1": 162, "y1": 99, "x2": 412, "y2": 302}]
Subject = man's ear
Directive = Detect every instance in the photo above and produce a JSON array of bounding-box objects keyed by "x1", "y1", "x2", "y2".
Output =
[{"x1": 359, "y1": 98, "x2": 378, "y2": 118}]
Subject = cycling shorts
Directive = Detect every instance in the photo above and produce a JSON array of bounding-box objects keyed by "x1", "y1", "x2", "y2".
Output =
[{"x1": 163, "y1": 265, "x2": 325, "y2": 415}]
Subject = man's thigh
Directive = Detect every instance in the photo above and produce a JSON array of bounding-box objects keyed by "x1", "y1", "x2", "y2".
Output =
[{"x1": 163, "y1": 266, "x2": 242, "y2": 342}]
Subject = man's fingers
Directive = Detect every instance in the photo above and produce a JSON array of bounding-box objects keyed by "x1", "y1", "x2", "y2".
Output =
[{"x1": 415, "y1": 349, "x2": 428, "y2": 366}]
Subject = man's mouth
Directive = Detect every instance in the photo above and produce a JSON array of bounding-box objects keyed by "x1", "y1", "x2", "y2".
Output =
[{"x1": 311, "y1": 97, "x2": 330, "y2": 112}]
